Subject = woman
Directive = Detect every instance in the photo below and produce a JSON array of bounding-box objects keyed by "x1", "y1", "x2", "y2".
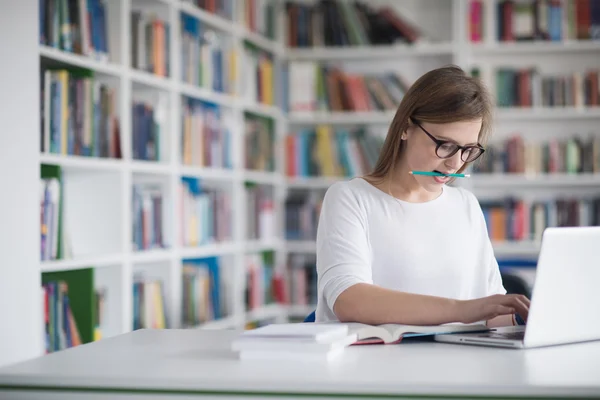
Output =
[{"x1": 315, "y1": 65, "x2": 529, "y2": 328}]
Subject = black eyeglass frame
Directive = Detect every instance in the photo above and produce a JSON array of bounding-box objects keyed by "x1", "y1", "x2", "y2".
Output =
[{"x1": 412, "y1": 119, "x2": 485, "y2": 163}]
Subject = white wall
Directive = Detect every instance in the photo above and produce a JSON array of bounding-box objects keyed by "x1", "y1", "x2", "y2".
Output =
[{"x1": 0, "y1": 0, "x2": 43, "y2": 367}]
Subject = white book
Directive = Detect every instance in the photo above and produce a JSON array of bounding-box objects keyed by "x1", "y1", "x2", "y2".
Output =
[
  {"x1": 232, "y1": 333, "x2": 357, "y2": 353},
  {"x1": 238, "y1": 323, "x2": 349, "y2": 344},
  {"x1": 289, "y1": 61, "x2": 316, "y2": 113},
  {"x1": 238, "y1": 346, "x2": 346, "y2": 362}
]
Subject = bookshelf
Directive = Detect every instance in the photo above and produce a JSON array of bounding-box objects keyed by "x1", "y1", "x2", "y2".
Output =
[
  {"x1": 6, "y1": 0, "x2": 596, "y2": 362},
  {"x1": 36, "y1": 0, "x2": 291, "y2": 347}
]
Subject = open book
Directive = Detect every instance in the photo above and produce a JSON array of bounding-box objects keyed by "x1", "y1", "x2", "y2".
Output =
[{"x1": 345, "y1": 322, "x2": 489, "y2": 345}]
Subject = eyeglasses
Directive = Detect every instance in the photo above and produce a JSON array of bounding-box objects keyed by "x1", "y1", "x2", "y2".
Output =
[{"x1": 413, "y1": 121, "x2": 485, "y2": 163}]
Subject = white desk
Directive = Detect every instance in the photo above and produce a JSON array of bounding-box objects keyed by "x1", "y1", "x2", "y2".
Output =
[{"x1": 0, "y1": 329, "x2": 599, "y2": 399}]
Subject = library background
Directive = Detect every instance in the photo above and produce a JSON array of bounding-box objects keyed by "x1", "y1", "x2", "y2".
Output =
[{"x1": 1, "y1": 0, "x2": 599, "y2": 366}]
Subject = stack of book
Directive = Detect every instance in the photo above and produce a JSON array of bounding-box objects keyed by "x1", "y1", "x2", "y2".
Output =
[
  {"x1": 231, "y1": 323, "x2": 357, "y2": 361},
  {"x1": 231, "y1": 322, "x2": 492, "y2": 361}
]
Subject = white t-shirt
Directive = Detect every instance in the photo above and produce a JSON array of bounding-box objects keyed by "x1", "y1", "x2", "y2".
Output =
[{"x1": 315, "y1": 177, "x2": 506, "y2": 323}]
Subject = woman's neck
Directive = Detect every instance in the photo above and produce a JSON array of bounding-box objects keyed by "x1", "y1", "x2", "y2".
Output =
[{"x1": 385, "y1": 160, "x2": 442, "y2": 203}]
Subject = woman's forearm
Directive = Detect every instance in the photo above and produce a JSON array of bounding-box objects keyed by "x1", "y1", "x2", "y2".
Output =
[{"x1": 332, "y1": 283, "x2": 461, "y2": 326}]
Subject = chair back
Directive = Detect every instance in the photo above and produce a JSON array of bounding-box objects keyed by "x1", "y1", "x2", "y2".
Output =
[{"x1": 303, "y1": 310, "x2": 316, "y2": 323}]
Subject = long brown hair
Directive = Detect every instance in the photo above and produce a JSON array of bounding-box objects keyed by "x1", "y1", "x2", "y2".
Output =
[{"x1": 365, "y1": 65, "x2": 493, "y2": 184}]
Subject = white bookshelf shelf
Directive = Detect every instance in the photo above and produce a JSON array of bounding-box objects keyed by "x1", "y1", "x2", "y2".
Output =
[
  {"x1": 179, "y1": 165, "x2": 236, "y2": 181},
  {"x1": 40, "y1": 153, "x2": 124, "y2": 171},
  {"x1": 39, "y1": 45, "x2": 123, "y2": 76},
  {"x1": 242, "y1": 101, "x2": 284, "y2": 120},
  {"x1": 179, "y1": 242, "x2": 240, "y2": 259},
  {"x1": 245, "y1": 303, "x2": 287, "y2": 322},
  {"x1": 472, "y1": 40, "x2": 600, "y2": 55},
  {"x1": 286, "y1": 176, "x2": 343, "y2": 189},
  {"x1": 470, "y1": 173, "x2": 600, "y2": 188},
  {"x1": 288, "y1": 111, "x2": 396, "y2": 125},
  {"x1": 286, "y1": 240, "x2": 317, "y2": 254},
  {"x1": 179, "y1": 82, "x2": 237, "y2": 108},
  {"x1": 284, "y1": 42, "x2": 455, "y2": 61},
  {"x1": 131, "y1": 248, "x2": 173, "y2": 264},
  {"x1": 196, "y1": 315, "x2": 242, "y2": 330},
  {"x1": 244, "y1": 239, "x2": 282, "y2": 252},
  {"x1": 177, "y1": 1, "x2": 235, "y2": 35},
  {"x1": 197, "y1": 306, "x2": 288, "y2": 331},
  {"x1": 243, "y1": 170, "x2": 282, "y2": 185},
  {"x1": 129, "y1": 69, "x2": 173, "y2": 91},
  {"x1": 284, "y1": 239, "x2": 542, "y2": 258},
  {"x1": 40, "y1": 253, "x2": 124, "y2": 273},
  {"x1": 241, "y1": 28, "x2": 283, "y2": 55},
  {"x1": 495, "y1": 107, "x2": 600, "y2": 121},
  {"x1": 198, "y1": 304, "x2": 309, "y2": 330},
  {"x1": 286, "y1": 174, "x2": 600, "y2": 190},
  {"x1": 493, "y1": 241, "x2": 541, "y2": 257},
  {"x1": 130, "y1": 161, "x2": 173, "y2": 175}
]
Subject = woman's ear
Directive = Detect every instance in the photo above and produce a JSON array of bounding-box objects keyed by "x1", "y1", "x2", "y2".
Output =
[{"x1": 402, "y1": 120, "x2": 415, "y2": 140}]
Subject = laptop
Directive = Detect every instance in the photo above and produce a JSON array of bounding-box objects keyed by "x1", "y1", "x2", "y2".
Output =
[{"x1": 434, "y1": 226, "x2": 600, "y2": 349}]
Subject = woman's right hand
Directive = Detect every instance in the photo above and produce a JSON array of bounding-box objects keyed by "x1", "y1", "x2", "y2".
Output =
[{"x1": 456, "y1": 294, "x2": 530, "y2": 324}]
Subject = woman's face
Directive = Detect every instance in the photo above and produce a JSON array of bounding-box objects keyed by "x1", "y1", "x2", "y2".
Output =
[{"x1": 402, "y1": 119, "x2": 483, "y2": 193}]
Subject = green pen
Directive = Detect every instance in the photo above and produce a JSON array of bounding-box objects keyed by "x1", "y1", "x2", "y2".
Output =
[{"x1": 409, "y1": 171, "x2": 471, "y2": 178}]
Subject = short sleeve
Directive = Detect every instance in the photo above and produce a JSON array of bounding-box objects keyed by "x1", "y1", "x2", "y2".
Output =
[{"x1": 316, "y1": 182, "x2": 373, "y2": 314}]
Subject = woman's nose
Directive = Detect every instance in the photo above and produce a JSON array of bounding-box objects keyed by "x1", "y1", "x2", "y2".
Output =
[{"x1": 445, "y1": 150, "x2": 463, "y2": 170}]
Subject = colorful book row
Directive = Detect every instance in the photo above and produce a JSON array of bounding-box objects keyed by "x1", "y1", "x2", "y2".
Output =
[
  {"x1": 242, "y1": 0, "x2": 276, "y2": 39},
  {"x1": 469, "y1": 0, "x2": 600, "y2": 43},
  {"x1": 41, "y1": 68, "x2": 121, "y2": 158},
  {"x1": 40, "y1": 177, "x2": 61, "y2": 261},
  {"x1": 245, "y1": 184, "x2": 276, "y2": 241},
  {"x1": 182, "y1": 257, "x2": 222, "y2": 327},
  {"x1": 288, "y1": 63, "x2": 409, "y2": 113},
  {"x1": 242, "y1": 46, "x2": 275, "y2": 106},
  {"x1": 474, "y1": 133, "x2": 600, "y2": 174},
  {"x1": 285, "y1": 126, "x2": 383, "y2": 178},
  {"x1": 285, "y1": 254, "x2": 317, "y2": 307},
  {"x1": 285, "y1": 191, "x2": 323, "y2": 241},
  {"x1": 245, "y1": 252, "x2": 277, "y2": 311},
  {"x1": 481, "y1": 197, "x2": 600, "y2": 242},
  {"x1": 132, "y1": 99, "x2": 163, "y2": 162},
  {"x1": 40, "y1": 0, "x2": 110, "y2": 61},
  {"x1": 181, "y1": 0, "x2": 235, "y2": 21},
  {"x1": 180, "y1": 13, "x2": 235, "y2": 93},
  {"x1": 132, "y1": 184, "x2": 166, "y2": 251},
  {"x1": 285, "y1": 0, "x2": 421, "y2": 47},
  {"x1": 41, "y1": 269, "x2": 97, "y2": 354},
  {"x1": 132, "y1": 278, "x2": 168, "y2": 330},
  {"x1": 42, "y1": 280, "x2": 82, "y2": 353},
  {"x1": 131, "y1": 10, "x2": 170, "y2": 77},
  {"x1": 495, "y1": 68, "x2": 600, "y2": 108},
  {"x1": 182, "y1": 98, "x2": 233, "y2": 169},
  {"x1": 245, "y1": 113, "x2": 275, "y2": 172},
  {"x1": 180, "y1": 177, "x2": 233, "y2": 247},
  {"x1": 40, "y1": 165, "x2": 70, "y2": 261}
]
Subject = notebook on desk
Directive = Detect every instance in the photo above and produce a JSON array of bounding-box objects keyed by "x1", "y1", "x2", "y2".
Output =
[
  {"x1": 345, "y1": 322, "x2": 489, "y2": 345},
  {"x1": 235, "y1": 321, "x2": 488, "y2": 347},
  {"x1": 435, "y1": 226, "x2": 600, "y2": 349}
]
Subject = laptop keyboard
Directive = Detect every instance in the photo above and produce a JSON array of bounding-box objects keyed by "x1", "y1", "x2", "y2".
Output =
[{"x1": 481, "y1": 330, "x2": 525, "y2": 341}]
